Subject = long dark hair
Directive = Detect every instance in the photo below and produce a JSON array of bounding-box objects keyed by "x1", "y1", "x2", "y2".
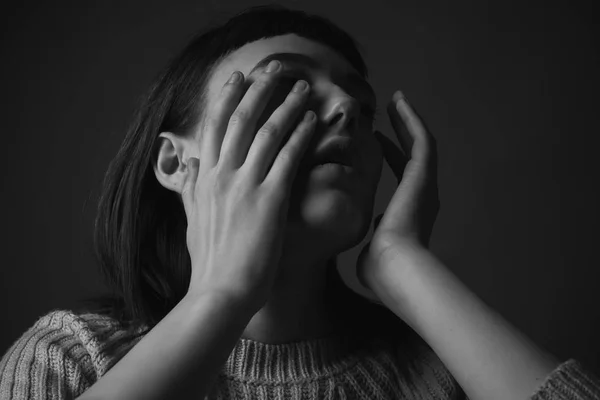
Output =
[{"x1": 77, "y1": 4, "x2": 416, "y2": 346}]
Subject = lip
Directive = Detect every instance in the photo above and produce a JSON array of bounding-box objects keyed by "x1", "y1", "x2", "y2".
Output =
[
  {"x1": 310, "y1": 163, "x2": 358, "y2": 185},
  {"x1": 309, "y1": 136, "x2": 359, "y2": 169},
  {"x1": 311, "y1": 162, "x2": 356, "y2": 174}
]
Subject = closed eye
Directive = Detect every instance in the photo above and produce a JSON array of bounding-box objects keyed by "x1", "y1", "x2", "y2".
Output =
[{"x1": 280, "y1": 70, "x2": 378, "y2": 121}]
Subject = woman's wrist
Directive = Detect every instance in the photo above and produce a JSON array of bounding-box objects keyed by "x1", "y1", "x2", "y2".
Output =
[{"x1": 183, "y1": 287, "x2": 260, "y2": 323}]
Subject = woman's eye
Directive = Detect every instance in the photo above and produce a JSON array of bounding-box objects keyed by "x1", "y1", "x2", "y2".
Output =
[{"x1": 280, "y1": 72, "x2": 378, "y2": 122}]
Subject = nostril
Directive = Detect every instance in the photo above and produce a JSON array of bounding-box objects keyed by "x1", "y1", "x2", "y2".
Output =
[{"x1": 330, "y1": 114, "x2": 343, "y2": 127}]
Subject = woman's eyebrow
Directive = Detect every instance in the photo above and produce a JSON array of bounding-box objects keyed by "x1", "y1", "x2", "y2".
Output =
[{"x1": 248, "y1": 52, "x2": 376, "y2": 102}]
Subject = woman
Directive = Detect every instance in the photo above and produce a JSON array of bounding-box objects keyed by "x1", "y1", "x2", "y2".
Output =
[{"x1": 1, "y1": 5, "x2": 599, "y2": 400}]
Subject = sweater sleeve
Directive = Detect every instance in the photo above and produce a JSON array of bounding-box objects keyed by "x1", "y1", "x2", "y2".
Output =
[
  {"x1": 453, "y1": 359, "x2": 600, "y2": 400},
  {"x1": 0, "y1": 310, "x2": 99, "y2": 400},
  {"x1": 528, "y1": 359, "x2": 600, "y2": 400}
]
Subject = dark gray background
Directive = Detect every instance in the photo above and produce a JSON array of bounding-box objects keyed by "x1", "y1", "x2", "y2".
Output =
[{"x1": 1, "y1": 0, "x2": 598, "y2": 373}]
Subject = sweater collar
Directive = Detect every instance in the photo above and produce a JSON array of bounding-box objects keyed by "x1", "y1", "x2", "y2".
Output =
[{"x1": 222, "y1": 331, "x2": 366, "y2": 383}]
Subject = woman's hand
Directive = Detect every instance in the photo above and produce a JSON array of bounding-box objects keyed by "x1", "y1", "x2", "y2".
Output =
[
  {"x1": 182, "y1": 61, "x2": 317, "y2": 313},
  {"x1": 356, "y1": 91, "x2": 440, "y2": 291}
]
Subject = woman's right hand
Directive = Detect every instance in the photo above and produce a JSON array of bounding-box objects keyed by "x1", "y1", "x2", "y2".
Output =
[{"x1": 181, "y1": 60, "x2": 316, "y2": 313}]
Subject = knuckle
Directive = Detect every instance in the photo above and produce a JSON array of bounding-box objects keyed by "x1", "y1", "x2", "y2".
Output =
[
  {"x1": 253, "y1": 76, "x2": 271, "y2": 90},
  {"x1": 276, "y1": 147, "x2": 294, "y2": 163},
  {"x1": 211, "y1": 163, "x2": 227, "y2": 180},
  {"x1": 204, "y1": 114, "x2": 219, "y2": 130},
  {"x1": 181, "y1": 184, "x2": 191, "y2": 198},
  {"x1": 256, "y1": 122, "x2": 278, "y2": 138},
  {"x1": 209, "y1": 172, "x2": 229, "y2": 195},
  {"x1": 229, "y1": 109, "x2": 249, "y2": 125}
]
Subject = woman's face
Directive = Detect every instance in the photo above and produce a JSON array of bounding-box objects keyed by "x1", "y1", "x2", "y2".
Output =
[{"x1": 202, "y1": 33, "x2": 383, "y2": 250}]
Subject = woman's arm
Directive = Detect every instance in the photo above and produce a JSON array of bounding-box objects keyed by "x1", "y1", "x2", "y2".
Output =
[
  {"x1": 77, "y1": 292, "x2": 253, "y2": 400},
  {"x1": 361, "y1": 92, "x2": 599, "y2": 399},
  {"x1": 370, "y1": 241, "x2": 570, "y2": 400}
]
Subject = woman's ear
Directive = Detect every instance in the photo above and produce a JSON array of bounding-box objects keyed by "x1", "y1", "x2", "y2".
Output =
[{"x1": 153, "y1": 132, "x2": 195, "y2": 194}]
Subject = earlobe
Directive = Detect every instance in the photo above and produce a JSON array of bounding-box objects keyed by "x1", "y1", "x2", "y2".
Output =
[{"x1": 153, "y1": 132, "x2": 189, "y2": 194}]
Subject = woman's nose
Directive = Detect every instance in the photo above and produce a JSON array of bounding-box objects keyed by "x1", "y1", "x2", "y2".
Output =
[{"x1": 325, "y1": 96, "x2": 360, "y2": 132}]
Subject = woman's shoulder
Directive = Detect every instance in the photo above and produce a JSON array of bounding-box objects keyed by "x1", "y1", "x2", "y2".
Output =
[
  {"x1": 19, "y1": 308, "x2": 138, "y2": 349},
  {"x1": 2, "y1": 308, "x2": 129, "y2": 357},
  {"x1": 27, "y1": 307, "x2": 124, "y2": 334},
  {"x1": 0, "y1": 308, "x2": 145, "y2": 398},
  {"x1": 41, "y1": 308, "x2": 145, "y2": 369}
]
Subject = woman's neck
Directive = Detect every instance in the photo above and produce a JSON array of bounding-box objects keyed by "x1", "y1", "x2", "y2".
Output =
[{"x1": 240, "y1": 261, "x2": 349, "y2": 344}]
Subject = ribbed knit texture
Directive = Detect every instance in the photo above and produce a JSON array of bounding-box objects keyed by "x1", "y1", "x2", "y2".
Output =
[{"x1": 1, "y1": 309, "x2": 599, "y2": 399}]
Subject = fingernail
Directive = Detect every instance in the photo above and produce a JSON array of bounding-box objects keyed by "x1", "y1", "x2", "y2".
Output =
[
  {"x1": 266, "y1": 60, "x2": 281, "y2": 73},
  {"x1": 293, "y1": 80, "x2": 308, "y2": 92},
  {"x1": 393, "y1": 90, "x2": 406, "y2": 103},
  {"x1": 228, "y1": 71, "x2": 241, "y2": 83}
]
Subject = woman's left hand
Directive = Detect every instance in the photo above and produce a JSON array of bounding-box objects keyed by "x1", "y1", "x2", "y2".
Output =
[{"x1": 356, "y1": 91, "x2": 441, "y2": 291}]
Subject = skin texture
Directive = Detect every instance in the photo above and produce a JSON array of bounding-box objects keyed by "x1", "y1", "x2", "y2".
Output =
[{"x1": 154, "y1": 33, "x2": 384, "y2": 343}]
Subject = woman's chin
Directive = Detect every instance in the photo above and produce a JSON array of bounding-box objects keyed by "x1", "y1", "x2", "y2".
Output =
[{"x1": 290, "y1": 189, "x2": 367, "y2": 243}]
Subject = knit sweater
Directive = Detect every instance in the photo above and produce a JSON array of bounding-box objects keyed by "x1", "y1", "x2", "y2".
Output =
[{"x1": 1, "y1": 309, "x2": 600, "y2": 400}]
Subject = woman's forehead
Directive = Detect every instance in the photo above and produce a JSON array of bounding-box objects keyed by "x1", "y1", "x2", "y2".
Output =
[{"x1": 207, "y1": 34, "x2": 357, "y2": 96}]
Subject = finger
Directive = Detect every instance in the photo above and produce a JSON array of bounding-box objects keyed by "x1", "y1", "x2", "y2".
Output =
[
  {"x1": 387, "y1": 97, "x2": 413, "y2": 157},
  {"x1": 181, "y1": 157, "x2": 199, "y2": 218},
  {"x1": 264, "y1": 110, "x2": 317, "y2": 191},
  {"x1": 391, "y1": 91, "x2": 433, "y2": 164},
  {"x1": 394, "y1": 91, "x2": 435, "y2": 141},
  {"x1": 375, "y1": 130, "x2": 408, "y2": 184},
  {"x1": 220, "y1": 60, "x2": 285, "y2": 169},
  {"x1": 245, "y1": 79, "x2": 310, "y2": 182},
  {"x1": 200, "y1": 70, "x2": 245, "y2": 171},
  {"x1": 395, "y1": 92, "x2": 439, "y2": 183}
]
